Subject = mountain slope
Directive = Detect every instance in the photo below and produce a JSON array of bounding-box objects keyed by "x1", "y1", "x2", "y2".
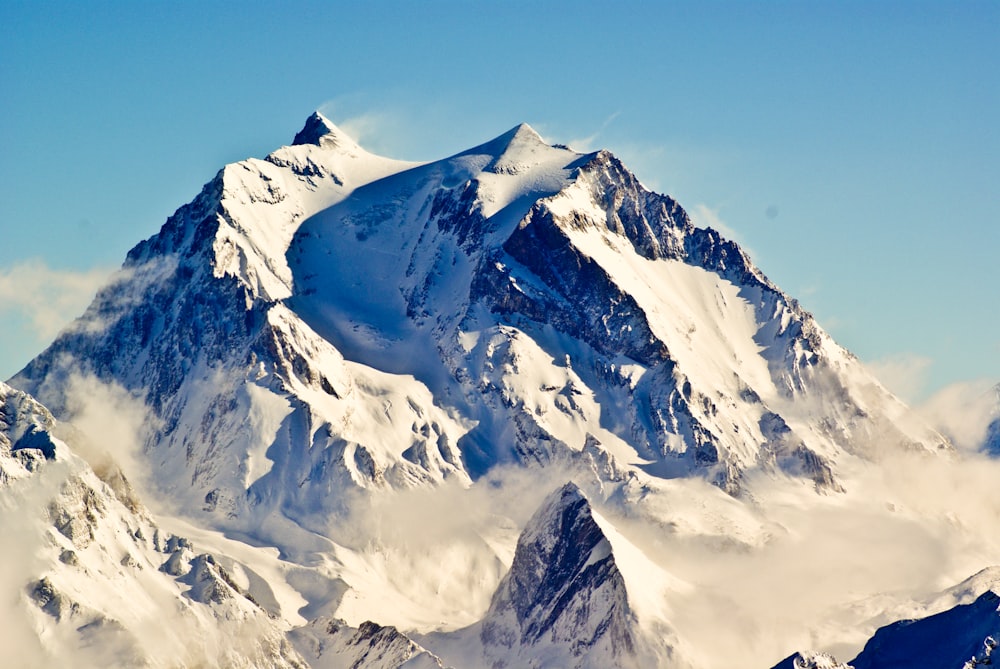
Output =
[
  {"x1": 773, "y1": 568, "x2": 1000, "y2": 669},
  {"x1": 850, "y1": 590, "x2": 1000, "y2": 669},
  {"x1": 0, "y1": 381, "x2": 307, "y2": 668},
  {"x1": 290, "y1": 617, "x2": 448, "y2": 669},
  {"x1": 478, "y1": 482, "x2": 645, "y2": 668}
]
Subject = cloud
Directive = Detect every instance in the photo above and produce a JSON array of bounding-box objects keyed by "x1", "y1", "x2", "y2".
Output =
[
  {"x1": 565, "y1": 111, "x2": 622, "y2": 151},
  {"x1": 688, "y1": 203, "x2": 737, "y2": 240},
  {"x1": 0, "y1": 457, "x2": 67, "y2": 667},
  {"x1": 865, "y1": 353, "x2": 934, "y2": 404},
  {"x1": 917, "y1": 379, "x2": 998, "y2": 452},
  {"x1": 0, "y1": 259, "x2": 112, "y2": 342},
  {"x1": 317, "y1": 94, "x2": 412, "y2": 157},
  {"x1": 326, "y1": 459, "x2": 608, "y2": 630},
  {"x1": 41, "y1": 370, "x2": 161, "y2": 507},
  {"x1": 337, "y1": 111, "x2": 396, "y2": 151}
]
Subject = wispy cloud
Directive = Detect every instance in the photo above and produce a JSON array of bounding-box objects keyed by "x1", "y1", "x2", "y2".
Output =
[
  {"x1": 918, "y1": 379, "x2": 998, "y2": 452},
  {"x1": 865, "y1": 352, "x2": 934, "y2": 404},
  {"x1": 566, "y1": 111, "x2": 622, "y2": 151},
  {"x1": 56, "y1": 371, "x2": 160, "y2": 494},
  {"x1": 336, "y1": 110, "x2": 398, "y2": 152},
  {"x1": 0, "y1": 259, "x2": 112, "y2": 342},
  {"x1": 317, "y1": 94, "x2": 409, "y2": 157}
]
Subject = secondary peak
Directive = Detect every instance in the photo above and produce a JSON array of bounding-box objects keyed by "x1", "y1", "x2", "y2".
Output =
[{"x1": 291, "y1": 111, "x2": 359, "y2": 150}]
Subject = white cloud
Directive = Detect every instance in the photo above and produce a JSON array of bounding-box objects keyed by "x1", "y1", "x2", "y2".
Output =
[
  {"x1": 0, "y1": 259, "x2": 112, "y2": 342},
  {"x1": 565, "y1": 111, "x2": 621, "y2": 151},
  {"x1": 688, "y1": 203, "x2": 736, "y2": 240},
  {"x1": 917, "y1": 379, "x2": 998, "y2": 452},
  {"x1": 865, "y1": 352, "x2": 934, "y2": 404},
  {"x1": 337, "y1": 111, "x2": 396, "y2": 150},
  {"x1": 55, "y1": 372, "x2": 158, "y2": 495}
]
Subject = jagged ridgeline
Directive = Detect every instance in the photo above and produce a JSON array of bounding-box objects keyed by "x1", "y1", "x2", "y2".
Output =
[{"x1": 7, "y1": 113, "x2": 963, "y2": 669}]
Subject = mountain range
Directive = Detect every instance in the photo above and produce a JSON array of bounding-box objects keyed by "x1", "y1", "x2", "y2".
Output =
[{"x1": 4, "y1": 112, "x2": 997, "y2": 668}]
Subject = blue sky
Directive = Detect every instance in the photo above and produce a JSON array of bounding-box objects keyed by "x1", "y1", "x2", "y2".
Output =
[{"x1": 1, "y1": 1, "x2": 997, "y2": 401}]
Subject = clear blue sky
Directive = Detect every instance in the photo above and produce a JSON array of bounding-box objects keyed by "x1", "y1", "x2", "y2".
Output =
[{"x1": 1, "y1": 1, "x2": 997, "y2": 401}]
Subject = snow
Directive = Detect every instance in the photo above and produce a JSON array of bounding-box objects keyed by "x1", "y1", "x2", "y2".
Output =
[
  {"x1": 565, "y1": 224, "x2": 774, "y2": 455},
  {"x1": 242, "y1": 381, "x2": 292, "y2": 487}
]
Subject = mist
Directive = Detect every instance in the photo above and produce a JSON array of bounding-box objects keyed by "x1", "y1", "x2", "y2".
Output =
[
  {"x1": 918, "y1": 379, "x2": 998, "y2": 452},
  {"x1": 597, "y1": 446, "x2": 1000, "y2": 666},
  {"x1": 326, "y1": 433, "x2": 1000, "y2": 666}
]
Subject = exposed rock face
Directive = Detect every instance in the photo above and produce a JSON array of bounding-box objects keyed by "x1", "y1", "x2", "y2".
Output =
[{"x1": 480, "y1": 483, "x2": 644, "y2": 669}]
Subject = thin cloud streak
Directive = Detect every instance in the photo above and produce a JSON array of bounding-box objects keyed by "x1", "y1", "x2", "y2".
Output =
[
  {"x1": 0, "y1": 259, "x2": 112, "y2": 341},
  {"x1": 566, "y1": 111, "x2": 622, "y2": 151},
  {"x1": 866, "y1": 352, "x2": 934, "y2": 404}
]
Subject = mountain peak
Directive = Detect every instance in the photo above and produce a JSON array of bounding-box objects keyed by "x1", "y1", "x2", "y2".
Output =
[
  {"x1": 291, "y1": 111, "x2": 359, "y2": 150},
  {"x1": 456, "y1": 121, "x2": 550, "y2": 162},
  {"x1": 481, "y1": 480, "x2": 644, "y2": 667},
  {"x1": 506, "y1": 122, "x2": 545, "y2": 146},
  {"x1": 466, "y1": 122, "x2": 574, "y2": 178},
  {"x1": 491, "y1": 122, "x2": 547, "y2": 155}
]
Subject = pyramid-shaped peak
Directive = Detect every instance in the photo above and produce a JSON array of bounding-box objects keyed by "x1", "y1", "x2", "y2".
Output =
[
  {"x1": 551, "y1": 480, "x2": 586, "y2": 505},
  {"x1": 506, "y1": 122, "x2": 545, "y2": 146},
  {"x1": 490, "y1": 122, "x2": 549, "y2": 155},
  {"x1": 291, "y1": 111, "x2": 360, "y2": 150},
  {"x1": 520, "y1": 481, "x2": 595, "y2": 546},
  {"x1": 481, "y1": 480, "x2": 639, "y2": 664},
  {"x1": 470, "y1": 122, "x2": 576, "y2": 177},
  {"x1": 456, "y1": 122, "x2": 549, "y2": 162}
]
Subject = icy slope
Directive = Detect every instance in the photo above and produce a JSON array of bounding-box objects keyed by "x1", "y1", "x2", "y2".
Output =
[
  {"x1": 771, "y1": 653, "x2": 853, "y2": 669},
  {"x1": 11, "y1": 114, "x2": 472, "y2": 530},
  {"x1": 850, "y1": 590, "x2": 1000, "y2": 669},
  {"x1": 290, "y1": 617, "x2": 448, "y2": 669}
]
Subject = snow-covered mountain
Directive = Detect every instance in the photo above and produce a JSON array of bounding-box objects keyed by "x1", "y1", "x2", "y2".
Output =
[
  {"x1": 474, "y1": 482, "x2": 682, "y2": 668},
  {"x1": 12, "y1": 112, "x2": 942, "y2": 526},
  {"x1": 8, "y1": 112, "x2": 983, "y2": 668},
  {"x1": 290, "y1": 617, "x2": 448, "y2": 669}
]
